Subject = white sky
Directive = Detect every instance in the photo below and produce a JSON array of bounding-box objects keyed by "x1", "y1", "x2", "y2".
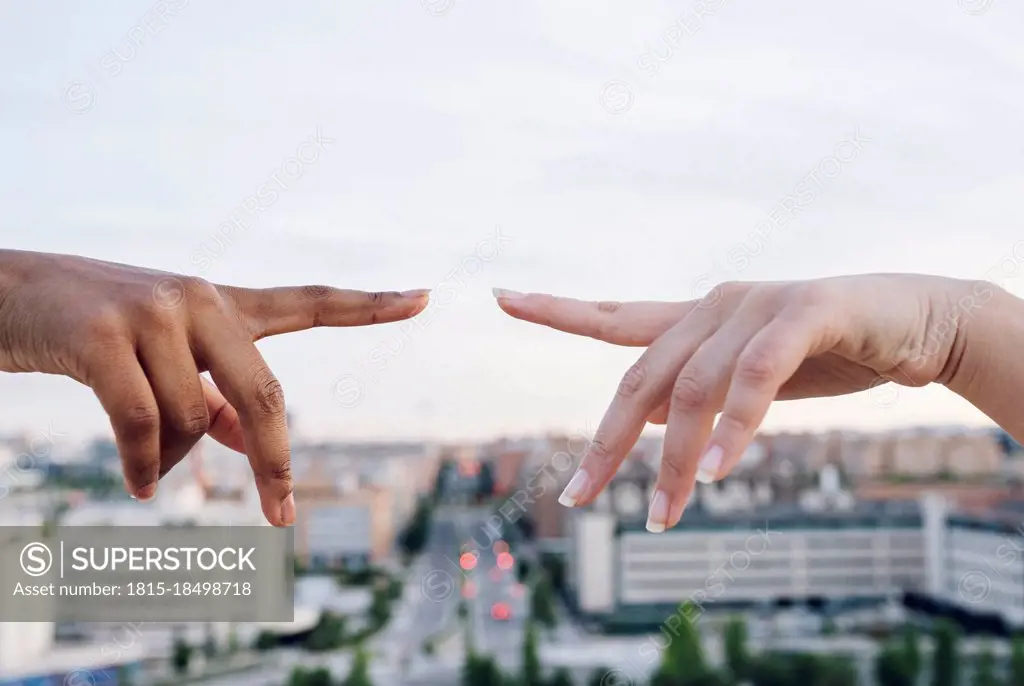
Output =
[{"x1": 1, "y1": 0, "x2": 1023, "y2": 442}]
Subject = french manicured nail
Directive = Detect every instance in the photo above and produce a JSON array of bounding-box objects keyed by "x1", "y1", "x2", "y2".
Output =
[
  {"x1": 400, "y1": 289, "x2": 431, "y2": 298},
  {"x1": 136, "y1": 483, "x2": 156, "y2": 502},
  {"x1": 646, "y1": 489, "x2": 670, "y2": 533},
  {"x1": 281, "y1": 493, "x2": 296, "y2": 526},
  {"x1": 558, "y1": 471, "x2": 590, "y2": 507},
  {"x1": 696, "y1": 445, "x2": 723, "y2": 484},
  {"x1": 492, "y1": 288, "x2": 525, "y2": 300}
]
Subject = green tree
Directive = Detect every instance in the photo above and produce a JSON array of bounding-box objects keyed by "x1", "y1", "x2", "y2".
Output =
[
  {"x1": 902, "y1": 625, "x2": 922, "y2": 684},
  {"x1": 288, "y1": 666, "x2": 334, "y2": 686},
  {"x1": 539, "y1": 553, "x2": 566, "y2": 593},
  {"x1": 522, "y1": 621, "x2": 544, "y2": 686},
  {"x1": 398, "y1": 498, "x2": 433, "y2": 556},
  {"x1": 477, "y1": 461, "x2": 496, "y2": 499},
  {"x1": 651, "y1": 669, "x2": 729, "y2": 686},
  {"x1": 306, "y1": 613, "x2": 346, "y2": 652},
  {"x1": 815, "y1": 656, "x2": 859, "y2": 686},
  {"x1": 462, "y1": 652, "x2": 505, "y2": 686},
  {"x1": 369, "y1": 586, "x2": 392, "y2": 628},
  {"x1": 654, "y1": 603, "x2": 706, "y2": 682},
  {"x1": 548, "y1": 667, "x2": 575, "y2": 686},
  {"x1": 530, "y1": 573, "x2": 558, "y2": 631},
  {"x1": 749, "y1": 653, "x2": 855, "y2": 686},
  {"x1": 226, "y1": 624, "x2": 239, "y2": 655},
  {"x1": 932, "y1": 620, "x2": 960, "y2": 686},
  {"x1": 972, "y1": 643, "x2": 1000, "y2": 686},
  {"x1": 723, "y1": 615, "x2": 749, "y2": 682},
  {"x1": 516, "y1": 559, "x2": 532, "y2": 583},
  {"x1": 202, "y1": 624, "x2": 218, "y2": 659},
  {"x1": 876, "y1": 642, "x2": 913, "y2": 686},
  {"x1": 747, "y1": 654, "x2": 791, "y2": 686},
  {"x1": 171, "y1": 636, "x2": 192, "y2": 675},
  {"x1": 1011, "y1": 635, "x2": 1024, "y2": 686},
  {"x1": 342, "y1": 646, "x2": 373, "y2": 686},
  {"x1": 254, "y1": 630, "x2": 277, "y2": 651}
]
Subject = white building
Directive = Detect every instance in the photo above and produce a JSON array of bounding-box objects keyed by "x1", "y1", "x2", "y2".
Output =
[
  {"x1": 566, "y1": 480, "x2": 1024, "y2": 633},
  {"x1": 938, "y1": 500, "x2": 1024, "y2": 627},
  {"x1": 568, "y1": 500, "x2": 925, "y2": 630}
]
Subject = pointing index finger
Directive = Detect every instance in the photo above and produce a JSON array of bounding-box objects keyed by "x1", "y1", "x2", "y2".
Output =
[
  {"x1": 493, "y1": 289, "x2": 691, "y2": 346},
  {"x1": 221, "y1": 285, "x2": 430, "y2": 340}
]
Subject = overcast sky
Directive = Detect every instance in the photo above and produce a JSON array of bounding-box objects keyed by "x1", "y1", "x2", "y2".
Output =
[{"x1": 1, "y1": 0, "x2": 1023, "y2": 443}]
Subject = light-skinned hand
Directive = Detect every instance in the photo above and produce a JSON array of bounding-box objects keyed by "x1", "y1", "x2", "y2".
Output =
[{"x1": 494, "y1": 275, "x2": 990, "y2": 532}]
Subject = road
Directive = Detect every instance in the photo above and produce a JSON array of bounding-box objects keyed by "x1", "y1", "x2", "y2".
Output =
[
  {"x1": 465, "y1": 532, "x2": 521, "y2": 657},
  {"x1": 180, "y1": 507, "x2": 541, "y2": 685},
  {"x1": 372, "y1": 512, "x2": 464, "y2": 671}
]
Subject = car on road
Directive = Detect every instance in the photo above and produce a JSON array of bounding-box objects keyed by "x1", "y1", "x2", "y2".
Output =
[{"x1": 491, "y1": 601, "x2": 511, "y2": 621}]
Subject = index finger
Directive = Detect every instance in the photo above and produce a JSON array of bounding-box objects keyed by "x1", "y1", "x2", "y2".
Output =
[
  {"x1": 220, "y1": 285, "x2": 430, "y2": 340},
  {"x1": 493, "y1": 290, "x2": 690, "y2": 346}
]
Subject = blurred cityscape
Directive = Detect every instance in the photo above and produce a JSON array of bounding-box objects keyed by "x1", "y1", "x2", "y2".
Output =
[{"x1": 3, "y1": 422, "x2": 1024, "y2": 685}]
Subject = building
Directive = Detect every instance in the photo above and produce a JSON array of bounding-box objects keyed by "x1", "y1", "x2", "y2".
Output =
[
  {"x1": 288, "y1": 441, "x2": 443, "y2": 570},
  {"x1": 565, "y1": 466, "x2": 1024, "y2": 634},
  {"x1": 567, "y1": 493, "x2": 925, "y2": 631},
  {"x1": 292, "y1": 459, "x2": 393, "y2": 569},
  {"x1": 936, "y1": 499, "x2": 1024, "y2": 627},
  {"x1": 0, "y1": 525, "x2": 145, "y2": 685},
  {"x1": 854, "y1": 482, "x2": 1022, "y2": 509}
]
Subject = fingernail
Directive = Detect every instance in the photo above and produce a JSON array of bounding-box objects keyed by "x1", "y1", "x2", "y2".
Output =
[
  {"x1": 281, "y1": 493, "x2": 296, "y2": 526},
  {"x1": 558, "y1": 471, "x2": 590, "y2": 507},
  {"x1": 400, "y1": 289, "x2": 431, "y2": 298},
  {"x1": 646, "y1": 489, "x2": 670, "y2": 533},
  {"x1": 696, "y1": 445, "x2": 723, "y2": 484},
  {"x1": 136, "y1": 483, "x2": 156, "y2": 502},
  {"x1": 492, "y1": 288, "x2": 525, "y2": 300}
]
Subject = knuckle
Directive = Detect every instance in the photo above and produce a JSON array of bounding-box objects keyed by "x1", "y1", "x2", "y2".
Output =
[
  {"x1": 250, "y1": 366, "x2": 286, "y2": 416},
  {"x1": 172, "y1": 405, "x2": 210, "y2": 437},
  {"x1": 616, "y1": 361, "x2": 647, "y2": 398},
  {"x1": 585, "y1": 438, "x2": 613, "y2": 466},
  {"x1": 86, "y1": 307, "x2": 127, "y2": 341},
  {"x1": 594, "y1": 318, "x2": 622, "y2": 342},
  {"x1": 119, "y1": 403, "x2": 160, "y2": 440},
  {"x1": 671, "y1": 374, "x2": 710, "y2": 412},
  {"x1": 786, "y1": 281, "x2": 831, "y2": 311},
  {"x1": 715, "y1": 411, "x2": 750, "y2": 439},
  {"x1": 718, "y1": 280, "x2": 741, "y2": 294},
  {"x1": 183, "y1": 277, "x2": 222, "y2": 307},
  {"x1": 134, "y1": 298, "x2": 178, "y2": 332},
  {"x1": 301, "y1": 285, "x2": 332, "y2": 300},
  {"x1": 736, "y1": 348, "x2": 777, "y2": 386},
  {"x1": 660, "y1": 457, "x2": 686, "y2": 481},
  {"x1": 597, "y1": 301, "x2": 621, "y2": 313},
  {"x1": 257, "y1": 462, "x2": 293, "y2": 489},
  {"x1": 127, "y1": 460, "x2": 157, "y2": 485}
]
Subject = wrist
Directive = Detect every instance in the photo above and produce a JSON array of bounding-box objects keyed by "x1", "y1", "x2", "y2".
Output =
[{"x1": 936, "y1": 277, "x2": 1005, "y2": 393}]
